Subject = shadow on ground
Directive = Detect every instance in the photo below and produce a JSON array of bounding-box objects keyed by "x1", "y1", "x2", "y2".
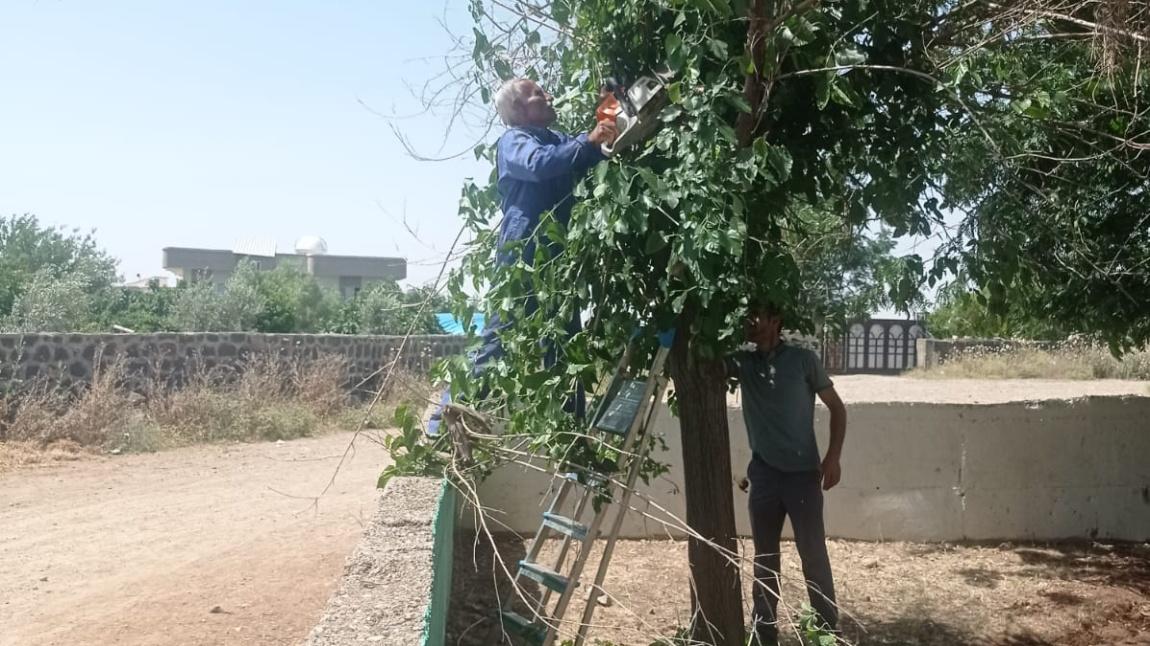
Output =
[
  {"x1": 447, "y1": 532, "x2": 532, "y2": 646},
  {"x1": 839, "y1": 616, "x2": 978, "y2": 645},
  {"x1": 908, "y1": 540, "x2": 1150, "y2": 596},
  {"x1": 446, "y1": 535, "x2": 1150, "y2": 646}
]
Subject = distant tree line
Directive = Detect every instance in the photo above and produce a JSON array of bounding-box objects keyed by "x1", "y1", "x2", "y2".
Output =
[{"x1": 0, "y1": 214, "x2": 447, "y2": 335}]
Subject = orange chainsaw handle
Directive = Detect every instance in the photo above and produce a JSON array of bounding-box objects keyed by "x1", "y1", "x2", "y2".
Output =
[{"x1": 595, "y1": 93, "x2": 620, "y2": 124}]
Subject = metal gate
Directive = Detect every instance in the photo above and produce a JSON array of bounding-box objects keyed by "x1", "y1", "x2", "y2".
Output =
[{"x1": 823, "y1": 319, "x2": 927, "y2": 374}]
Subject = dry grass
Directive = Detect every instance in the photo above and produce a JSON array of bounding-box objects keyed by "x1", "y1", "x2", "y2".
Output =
[
  {"x1": 913, "y1": 342, "x2": 1150, "y2": 380},
  {"x1": 0, "y1": 353, "x2": 432, "y2": 457},
  {"x1": 0, "y1": 439, "x2": 91, "y2": 471}
]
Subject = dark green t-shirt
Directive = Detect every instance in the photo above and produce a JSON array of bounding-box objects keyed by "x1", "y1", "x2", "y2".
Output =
[{"x1": 726, "y1": 342, "x2": 833, "y2": 472}]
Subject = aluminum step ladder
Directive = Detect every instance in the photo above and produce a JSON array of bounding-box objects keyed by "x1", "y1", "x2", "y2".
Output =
[{"x1": 498, "y1": 329, "x2": 674, "y2": 646}]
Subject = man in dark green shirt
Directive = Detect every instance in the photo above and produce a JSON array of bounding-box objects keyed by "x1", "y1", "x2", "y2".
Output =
[{"x1": 726, "y1": 303, "x2": 847, "y2": 644}]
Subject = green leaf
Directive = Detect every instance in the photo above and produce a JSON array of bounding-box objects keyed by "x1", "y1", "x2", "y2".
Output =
[
  {"x1": 644, "y1": 231, "x2": 668, "y2": 255},
  {"x1": 835, "y1": 47, "x2": 866, "y2": 67},
  {"x1": 595, "y1": 160, "x2": 610, "y2": 185},
  {"x1": 753, "y1": 137, "x2": 767, "y2": 159},
  {"x1": 743, "y1": 54, "x2": 756, "y2": 75},
  {"x1": 728, "y1": 94, "x2": 752, "y2": 114},
  {"x1": 665, "y1": 33, "x2": 686, "y2": 71},
  {"x1": 550, "y1": 0, "x2": 571, "y2": 26},
  {"x1": 1011, "y1": 97, "x2": 1032, "y2": 114},
  {"x1": 667, "y1": 82, "x2": 682, "y2": 104},
  {"x1": 815, "y1": 73, "x2": 832, "y2": 110},
  {"x1": 790, "y1": 15, "x2": 818, "y2": 43},
  {"x1": 637, "y1": 166, "x2": 660, "y2": 189},
  {"x1": 765, "y1": 145, "x2": 793, "y2": 181},
  {"x1": 708, "y1": 38, "x2": 729, "y2": 61},
  {"x1": 830, "y1": 84, "x2": 854, "y2": 107},
  {"x1": 471, "y1": 29, "x2": 489, "y2": 63},
  {"x1": 493, "y1": 58, "x2": 513, "y2": 80}
]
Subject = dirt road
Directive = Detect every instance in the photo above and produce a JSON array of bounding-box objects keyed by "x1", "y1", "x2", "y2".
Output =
[{"x1": 1, "y1": 432, "x2": 390, "y2": 646}]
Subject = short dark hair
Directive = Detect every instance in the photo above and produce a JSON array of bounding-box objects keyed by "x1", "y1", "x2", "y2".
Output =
[{"x1": 748, "y1": 299, "x2": 785, "y2": 328}]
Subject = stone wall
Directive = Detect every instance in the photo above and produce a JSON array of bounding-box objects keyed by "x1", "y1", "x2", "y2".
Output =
[{"x1": 0, "y1": 332, "x2": 469, "y2": 395}]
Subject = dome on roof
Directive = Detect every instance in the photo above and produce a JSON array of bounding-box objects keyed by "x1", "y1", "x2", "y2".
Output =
[{"x1": 294, "y1": 236, "x2": 328, "y2": 256}]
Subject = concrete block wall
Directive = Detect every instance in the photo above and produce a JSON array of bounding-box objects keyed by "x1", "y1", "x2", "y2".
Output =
[
  {"x1": 476, "y1": 396, "x2": 1150, "y2": 542},
  {"x1": 0, "y1": 332, "x2": 469, "y2": 395}
]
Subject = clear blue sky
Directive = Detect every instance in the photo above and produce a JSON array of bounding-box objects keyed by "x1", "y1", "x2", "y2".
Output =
[{"x1": 0, "y1": 1, "x2": 489, "y2": 287}]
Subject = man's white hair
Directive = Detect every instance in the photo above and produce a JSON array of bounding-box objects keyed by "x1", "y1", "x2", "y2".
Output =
[{"x1": 493, "y1": 78, "x2": 526, "y2": 126}]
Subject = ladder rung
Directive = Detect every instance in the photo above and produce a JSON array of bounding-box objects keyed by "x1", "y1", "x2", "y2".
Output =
[
  {"x1": 499, "y1": 610, "x2": 547, "y2": 645},
  {"x1": 542, "y1": 512, "x2": 589, "y2": 540},
  {"x1": 594, "y1": 424, "x2": 630, "y2": 437},
  {"x1": 518, "y1": 560, "x2": 572, "y2": 594},
  {"x1": 563, "y1": 471, "x2": 609, "y2": 487}
]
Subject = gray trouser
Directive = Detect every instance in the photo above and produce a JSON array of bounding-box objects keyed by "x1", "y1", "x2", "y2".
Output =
[{"x1": 748, "y1": 455, "x2": 837, "y2": 641}]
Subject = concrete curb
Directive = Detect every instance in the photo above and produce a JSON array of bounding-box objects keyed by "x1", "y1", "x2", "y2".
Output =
[
  {"x1": 422, "y1": 479, "x2": 456, "y2": 646},
  {"x1": 303, "y1": 476, "x2": 455, "y2": 646}
]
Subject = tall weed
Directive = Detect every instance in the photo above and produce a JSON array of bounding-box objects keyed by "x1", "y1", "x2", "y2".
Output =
[{"x1": 1, "y1": 352, "x2": 426, "y2": 454}]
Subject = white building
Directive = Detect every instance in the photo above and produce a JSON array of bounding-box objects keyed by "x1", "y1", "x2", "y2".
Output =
[{"x1": 162, "y1": 237, "x2": 406, "y2": 299}]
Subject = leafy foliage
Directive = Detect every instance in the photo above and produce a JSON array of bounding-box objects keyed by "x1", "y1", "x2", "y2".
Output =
[
  {"x1": 377, "y1": 405, "x2": 449, "y2": 488},
  {"x1": 447, "y1": 0, "x2": 953, "y2": 445},
  {"x1": 329, "y1": 282, "x2": 450, "y2": 336},
  {"x1": 0, "y1": 221, "x2": 446, "y2": 335},
  {"x1": 94, "y1": 280, "x2": 180, "y2": 332},
  {"x1": 788, "y1": 209, "x2": 919, "y2": 330},
  {"x1": 168, "y1": 261, "x2": 266, "y2": 332},
  {"x1": 0, "y1": 214, "x2": 118, "y2": 321},
  {"x1": 2, "y1": 267, "x2": 102, "y2": 333},
  {"x1": 936, "y1": 26, "x2": 1150, "y2": 353},
  {"x1": 927, "y1": 277, "x2": 1068, "y2": 340}
]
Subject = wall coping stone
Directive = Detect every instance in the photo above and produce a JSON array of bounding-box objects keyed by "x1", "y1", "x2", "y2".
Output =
[{"x1": 304, "y1": 477, "x2": 455, "y2": 646}]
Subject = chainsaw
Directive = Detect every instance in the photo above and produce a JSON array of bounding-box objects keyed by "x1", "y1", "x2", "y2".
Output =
[{"x1": 595, "y1": 70, "x2": 673, "y2": 156}]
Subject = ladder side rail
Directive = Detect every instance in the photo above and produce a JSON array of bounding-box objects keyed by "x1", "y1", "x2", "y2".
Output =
[
  {"x1": 573, "y1": 374, "x2": 671, "y2": 646},
  {"x1": 500, "y1": 336, "x2": 635, "y2": 622},
  {"x1": 555, "y1": 349, "x2": 669, "y2": 646}
]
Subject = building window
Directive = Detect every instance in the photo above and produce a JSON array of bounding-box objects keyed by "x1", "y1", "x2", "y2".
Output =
[{"x1": 338, "y1": 276, "x2": 363, "y2": 300}]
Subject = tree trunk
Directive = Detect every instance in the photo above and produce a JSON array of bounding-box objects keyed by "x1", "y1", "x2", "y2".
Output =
[{"x1": 669, "y1": 321, "x2": 745, "y2": 646}]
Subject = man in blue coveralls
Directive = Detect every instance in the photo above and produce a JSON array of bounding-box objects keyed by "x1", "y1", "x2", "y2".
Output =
[{"x1": 428, "y1": 78, "x2": 617, "y2": 434}]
